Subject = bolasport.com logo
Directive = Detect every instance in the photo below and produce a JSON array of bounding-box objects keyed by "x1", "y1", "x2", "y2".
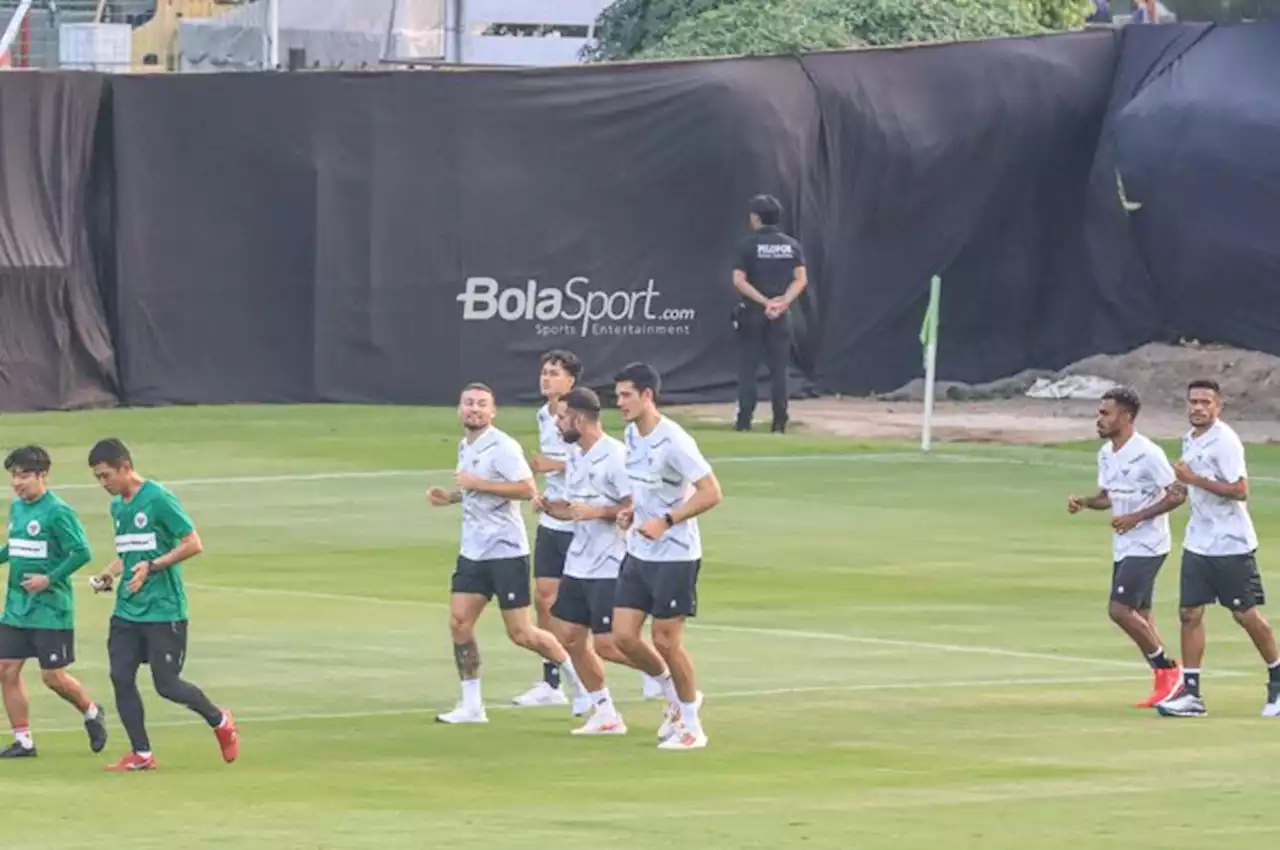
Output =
[{"x1": 457, "y1": 276, "x2": 696, "y2": 338}]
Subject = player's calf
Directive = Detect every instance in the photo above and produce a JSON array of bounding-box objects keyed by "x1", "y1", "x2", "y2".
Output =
[
  {"x1": 40, "y1": 668, "x2": 108, "y2": 754},
  {"x1": 0, "y1": 661, "x2": 35, "y2": 759}
]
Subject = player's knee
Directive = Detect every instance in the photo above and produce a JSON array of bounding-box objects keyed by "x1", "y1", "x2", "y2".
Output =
[
  {"x1": 109, "y1": 664, "x2": 136, "y2": 690},
  {"x1": 504, "y1": 624, "x2": 539, "y2": 650},
  {"x1": 651, "y1": 625, "x2": 683, "y2": 656},
  {"x1": 1232, "y1": 606, "x2": 1261, "y2": 626},
  {"x1": 1107, "y1": 601, "x2": 1132, "y2": 624},
  {"x1": 151, "y1": 670, "x2": 185, "y2": 702},
  {"x1": 1179, "y1": 606, "x2": 1205, "y2": 626},
  {"x1": 0, "y1": 661, "x2": 21, "y2": 684},
  {"x1": 594, "y1": 635, "x2": 624, "y2": 664},
  {"x1": 449, "y1": 614, "x2": 474, "y2": 643},
  {"x1": 39, "y1": 668, "x2": 67, "y2": 691}
]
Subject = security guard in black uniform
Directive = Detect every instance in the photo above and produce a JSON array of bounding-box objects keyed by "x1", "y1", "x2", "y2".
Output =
[{"x1": 731, "y1": 194, "x2": 807, "y2": 433}]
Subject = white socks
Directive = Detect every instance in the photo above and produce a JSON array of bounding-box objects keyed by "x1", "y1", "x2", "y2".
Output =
[
  {"x1": 589, "y1": 688, "x2": 617, "y2": 718},
  {"x1": 461, "y1": 678, "x2": 483, "y2": 712},
  {"x1": 680, "y1": 699, "x2": 703, "y2": 736},
  {"x1": 13, "y1": 728, "x2": 33, "y2": 750},
  {"x1": 559, "y1": 657, "x2": 585, "y2": 694},
  {"x1": 84, "y1": 703, "x2": 100, "y2": 721},
  {"x1": 653, "y1": 671, "x2": 680, "y2": 709}
]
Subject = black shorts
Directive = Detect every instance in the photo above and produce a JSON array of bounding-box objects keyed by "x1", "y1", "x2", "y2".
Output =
[
  {"x1": 0, "y1": 623, "x2": 75, "y2": 670},
  {"x1": 533, "y1": 527, "x2": 574, "y2": 580},
  {"x1": 615, "y1": 555, "x2": 700, "y2": 620},
  {"x1": 1110, "y1": 555, "x2": 1166, "y2": 610},
  {"x1": 1180, "y1": 550, "x2": 1266, "y2": 612},
  {"x1": 108, "y1": 617, "x2": 188, "y2": 676},
  {"x1": 552, "y1": 576, "x2": 618, "y2": 634},
  {"x1": 451, "y1": 555, "x2": 532, "y2": 610}
]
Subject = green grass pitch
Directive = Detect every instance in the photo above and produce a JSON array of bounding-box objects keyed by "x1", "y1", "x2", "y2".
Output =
[{"x1": 1, "y1": 404, "x2": 1279, "y2": 849}]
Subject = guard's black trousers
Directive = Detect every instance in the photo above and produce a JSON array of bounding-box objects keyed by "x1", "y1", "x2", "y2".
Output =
[{"x1": 736, "y1": 308, "x2": 790, "y2": 428}]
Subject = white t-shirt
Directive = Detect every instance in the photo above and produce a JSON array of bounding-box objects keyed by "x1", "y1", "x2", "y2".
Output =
[
  {"x1": 1097, "y1": 432, "x2": 1176, "y2": 561},
  {"x1": 624, "y1": 417, "x2": 714, "y2": 562},
  {"x1": 563, "y1": 435, "x2": 630, "y2": 579},
  {"x1": 535, "y1": 403, "x2": 574, "y2": 533},
  {"x1": 457, "y1": 426, "x2": 533, "y2": 561},
  {"x1": 1180, "y1": 419, "x2": 1257, "y2": 556}
]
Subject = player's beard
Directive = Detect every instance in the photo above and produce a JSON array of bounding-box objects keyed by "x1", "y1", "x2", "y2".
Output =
[{"x1": 562, "y1": 428, "x2": 581, "y2": 444}]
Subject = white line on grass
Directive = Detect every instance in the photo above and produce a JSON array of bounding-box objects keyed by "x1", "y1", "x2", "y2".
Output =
[
  {"x1": 37, "y1": 672, "x2": 1149, "y2": 735},
  {"x1": 183, "y1": 581, "x2": 1224, "y2": 675}
]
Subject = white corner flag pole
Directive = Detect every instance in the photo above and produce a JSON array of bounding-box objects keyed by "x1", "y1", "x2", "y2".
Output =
[
  {"x1": 920, "y1": 275, "x2": 941, "y2": 453},
  {"x1": 264, "y1": 0, "x2": 280, "y2": 70}
]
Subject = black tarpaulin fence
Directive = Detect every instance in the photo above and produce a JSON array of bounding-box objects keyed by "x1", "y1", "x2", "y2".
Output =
[{"x1": 0, "y1": 22, "x2": 1276, "y2": 412}]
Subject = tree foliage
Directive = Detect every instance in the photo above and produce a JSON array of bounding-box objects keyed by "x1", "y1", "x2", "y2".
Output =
[{"x1": 587, "y1": 0, "x2": 1096, "y2": 63}]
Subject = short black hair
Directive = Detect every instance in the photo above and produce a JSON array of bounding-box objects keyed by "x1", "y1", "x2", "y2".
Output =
[
  {"x1": 1188, "y1": 379, "x2": 1221, "y2": 395},
  {"x1": 461, "y1": 382, "x2": 495, "y2": 398},
  {"x1": 88, "y1": 438, "x2": 132, "y2": 469},
  {"x1": 749, "y1": 194, "x2": 782, "y2": 227},
  {"x1": 1101, "y1": 386, "x2": 1141, "y2": 418},
  {"x1": 540, "y1": 349, "x2": 583, "y2": 380},
  {"x1": 613, "y1": 362, "x2": 661, "y2": 399},
  {"x1": 563, "y1": 387, "x2": 602, "y2": 421},
  {"x1": 4, "y1": 446, "x2": 51, "y2": 475}
]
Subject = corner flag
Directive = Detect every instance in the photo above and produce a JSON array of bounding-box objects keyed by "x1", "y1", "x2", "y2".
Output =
[{"x1": 920, "y1": 276, "x2": 941, "y2": 452}]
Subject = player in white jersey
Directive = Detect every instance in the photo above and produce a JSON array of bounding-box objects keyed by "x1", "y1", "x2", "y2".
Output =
[
  {"x1": 1068, "y1": 387, "x2": 1186, "y2": 709},
  {"x1": 513, "y1": 350, "x2": 582, "y2": 708},
  {"x1": 428, "y1": 383, "x2": 586, "y2": 724},
  {"x1": 536, "y1": 387, "x2": 652, "y2": 735},
  {"x1": 611, "y1": 362, "x2": 723, "y2": 750},
  {"x1": 1156, "y1": 380, "x2": 1280, "y2": 718}
]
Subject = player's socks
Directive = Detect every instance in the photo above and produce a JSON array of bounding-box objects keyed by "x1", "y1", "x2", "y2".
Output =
[
  {"x1": 1181, "y1": 668, "x2": 1201, "y2": 698},
  {"x1": 14, "y1": 728, "x2": 33, "y2": 750},
  {"x1": 679, "y1": 698, "x2": 703, "y2": 736},
  {"x1": 462, "y1": 678, "x2": 483, "y2": 712},
  {"x1": 544, "y1": 662, "x2": 561, "y2": 690},
  {"x1": 590, "y1": 688, "x2": 617, "y2": 718},
  {"x1": 1146, "y1": 647, "x2": 1177, "y2": 669},
  {"x1": 84, "y1": 704, "x2": 100, "y2": 721},
  {"x1": 1268, "y1": 659, "x2": 1280, "y2": 683},
  {"x1": 559, "y1": 657, "x2": 585, "y2": 693},
  {"x1": 653, "y1": 671, "x2": 679, "y2": 708}
]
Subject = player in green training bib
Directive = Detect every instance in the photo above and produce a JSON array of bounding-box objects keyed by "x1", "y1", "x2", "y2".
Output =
[
  {"x1": 86, "y1": 438, "x2": 239, "y2": 772},
  {"x1": 0, "y1": 446, "x2": 109, "y2": 759}
]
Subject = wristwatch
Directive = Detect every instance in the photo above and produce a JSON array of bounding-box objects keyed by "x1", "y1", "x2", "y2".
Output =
[{"x1": 663, "y1": 513, "x2": 675, "y2": 528}]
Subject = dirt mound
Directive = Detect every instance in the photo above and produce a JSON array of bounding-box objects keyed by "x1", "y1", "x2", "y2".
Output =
[
  {"x1": 1060, "y1": 342, "x2": 1280, "y2": 419},
  {"x1": 673, "y1": 342, "x2": 1280, "y2": 445}
]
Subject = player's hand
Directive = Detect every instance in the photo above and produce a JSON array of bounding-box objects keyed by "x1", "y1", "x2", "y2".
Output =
[
  {"x1": 765, "y1": 299, "x2": 787, "y2": 320},
  {"x1": 1067, "y1": 494, "x2": 1084, "y2": 514},
  {"x1": 1173, "y1": 461, "x2": 1199, "y2": 486},
  {"x1": 428, "y1": 487, "x2": 453, "y2": 507},
  {"x1": 636, "y1": 517, "x2": 668, "y2": 541},
  {"x1": 20, "y1": 574, "x2": 49, "y2": 593},
  {"x1": 615, "y1": 507, "x2": 634, "y2": 530},
  {"x1": 88, "y1": 572, "x2": 115, "y2": 594},
  {"x1": 455, "y1": 471, "x2": 485, "y2": 492},
  {"x1": 126, "y1": 562, "x2": 151, "y2": 594},
  {"x1": 568, "y1": 502, "x2": 597, "y2": 522},
  {"x1": 531, "y1": 494, "x2": 548, "y2": 513},
  {"x1": 1111, "y1": 514, "x2": 1139, "y2": 534},
  {"x1": 528, "y1": 454, "x2": 552, "y2": 474}
]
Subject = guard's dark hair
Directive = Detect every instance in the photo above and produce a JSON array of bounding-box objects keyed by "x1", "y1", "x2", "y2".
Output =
[
  {"x1": 749, "y1": 194, "x2": 782, "y2": 227},
  {"x1": 540, "y1": 349, "x2": 583, "y2": 380},
  {"x1": 4, "y1": 446, "x2": 51, "y2": 475},
  {"x1": 613, "y1": 362, "x2": 661, "y2": 399},
  {"x1": 1101, "y1": 386, "x2": 1141, "y2": 418},
  {"x1": 1188, "y1": 379, "x2": 1221, "y2": 395},
  {"x1": 563, "y1": 387, "x2": 602, "y2": 421},
  {"x1": 88, "y1": 438, "x2": 132, "y2": 469},
  {"x1": 461, "y1": 382, "x2": 495, "y2": 399}
]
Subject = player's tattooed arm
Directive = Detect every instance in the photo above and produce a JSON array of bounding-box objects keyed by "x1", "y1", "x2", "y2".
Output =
[
  {"x1": 1067, "y1": 489, "x2": 1111, "y2": 512},
  {"x1": 453, "y1": 641, "x2": 481, "y2": 679}
]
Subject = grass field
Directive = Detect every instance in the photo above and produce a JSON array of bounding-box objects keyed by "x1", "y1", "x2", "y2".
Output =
[{"x1": 1, "y1": 404, "x2": 1279, "y2": 849}]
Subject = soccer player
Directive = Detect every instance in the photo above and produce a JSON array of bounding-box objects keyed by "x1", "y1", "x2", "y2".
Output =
[
  {"x1": 611, "y1": 362, "x2": 723, "y2": 750},
  {"x1": 429, "y1": 383, "x2": 587, "y2": 724},
  {"x1": 1156, "y1": 380, "x2": 1280, "y2": 717},
  {"x1": 537, "y1": 387, "x2": 645, "y2": 734},
  {"x1": 1068, "y1": 387, "x2": 1185, "y2": 708},
  {"x1": 514, "y1": 349, "x2": 582, "y2": 708},
  {"x1": 0, "y1": 446, "x2": 108, "y2": 759},
  {"x1": 86, "y1": 439, "x2": 239, "y2": 772}
]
